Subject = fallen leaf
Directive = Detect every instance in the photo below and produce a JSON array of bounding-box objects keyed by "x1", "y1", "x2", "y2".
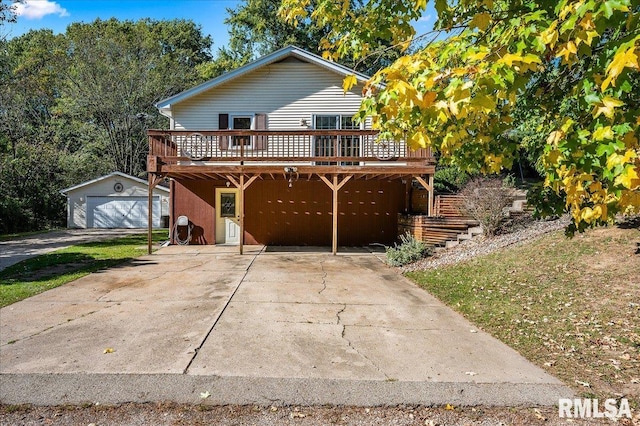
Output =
[
  {"x1": 534, "y1": 408, "x2": 546, "y2": 420},
  {"x1": 445, "y1": 403, "x2": 455, "y2": 410},
  {"x1": 199, "y1": 391, "x2": 210, "y2": 399},
  {"x1": 103, "y1": 348, "x2": 115, "y2": 354},
  {"x1": 270, "y1": 406, "x2": 278, "y2": 412},
  {"x1": 470, "y1": 329, "x2": 478, "y2": 333},
  {"x1": 575, "y1": 380, "x2": 591, "y2": 387},
  {"x1": 465, "y1": 371, "x2": 477, "y2": 376}
]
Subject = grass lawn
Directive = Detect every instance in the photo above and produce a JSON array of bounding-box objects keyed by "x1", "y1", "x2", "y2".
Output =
[
  {"x1": 406, "y1": 223, "x2": 640, "y2": 406},
  {"x1": 0, "y1": 231, "x2": 167, "y2": 308}
]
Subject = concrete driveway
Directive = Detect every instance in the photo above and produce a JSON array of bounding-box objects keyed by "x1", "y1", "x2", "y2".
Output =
[
  {"x1": 0, "y1": 245, "x2": 572, "y2": 406},
  {"x1": 0, "y1": 229, "x2": 154, "y2": 271}
]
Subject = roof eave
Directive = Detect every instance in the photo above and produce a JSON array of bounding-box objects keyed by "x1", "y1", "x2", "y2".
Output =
[{"x1": 155, "y1": 45, "x2": 372, "y2": 111}]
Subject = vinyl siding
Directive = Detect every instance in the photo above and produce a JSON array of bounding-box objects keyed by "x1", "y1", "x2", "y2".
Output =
[{"x1": 172, "y1": 58, "x2": 367, "y2": 131}]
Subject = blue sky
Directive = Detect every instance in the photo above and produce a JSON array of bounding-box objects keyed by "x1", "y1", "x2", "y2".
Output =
[
  {"x1": 6, "y1": 0, "x2": 241, "y2": 49},
  {"x1": 5, "y1": 0, "x2": 435, "y2": 52}
]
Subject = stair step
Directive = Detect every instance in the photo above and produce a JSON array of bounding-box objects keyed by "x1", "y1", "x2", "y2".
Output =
[
  {"x1": 468, "y1": 226, "x2": 483, "y2": 235},
  {"x1": 445, "y1": 240, "x2": 460, "y2": 249},
  {"x1": 458, "y1": 233, "x2": 473, "y2": 241},
  {"x1": 512, "y1": 199, "x2": 527, "y2": 211}
]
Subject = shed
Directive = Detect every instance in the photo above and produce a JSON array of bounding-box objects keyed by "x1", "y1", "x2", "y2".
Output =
[{"x1": 60, "y1": 172, "x2": 170, "y2": 229}]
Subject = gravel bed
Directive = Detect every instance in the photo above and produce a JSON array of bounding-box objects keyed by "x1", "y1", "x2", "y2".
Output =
[{"x1": 402, "y1": 215, "x2": 571, "y2": 272}]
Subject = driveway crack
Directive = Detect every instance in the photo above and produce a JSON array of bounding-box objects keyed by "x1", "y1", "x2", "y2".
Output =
[
  {"x1": 318, "y1": 260, "x2": 327, "y2": 294},
  {"x1": 336, "y1": 304, "x2": 390, "y2": 379},
  {"x1": 182, "y1": 245, "x2": 265, "y2": 375}
]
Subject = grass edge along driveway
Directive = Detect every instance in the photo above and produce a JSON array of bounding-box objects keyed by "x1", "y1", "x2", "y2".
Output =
[
  {"x1": 406, "y1": 224, "x2": 640, "y2": 407},
  {"x1": 0, "y1": 230, "x2": 167, "y2": 308}
]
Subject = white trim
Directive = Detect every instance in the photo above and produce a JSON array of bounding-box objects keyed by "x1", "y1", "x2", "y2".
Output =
[
  {"x1": 60, "y1": 172, "x2": 170, "y2": 195},
  {"x1": 155, "y1": 46, "x2": 371, "y2": 114},
  {"x1": 312, "y1": 114, "x2": 364, "y2": 164},
  {"x1": 229, "y1": 113, "x2": 255, "y2": 149}
]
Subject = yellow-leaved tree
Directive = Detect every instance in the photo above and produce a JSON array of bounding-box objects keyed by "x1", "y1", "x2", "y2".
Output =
[{"x1": 281, "y1": 0, "x2": 639, "y2": 234}]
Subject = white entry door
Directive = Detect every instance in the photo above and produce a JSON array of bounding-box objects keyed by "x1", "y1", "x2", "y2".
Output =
[{"x1": 215, "y1": 188, "x2": 240, "y2": 244}]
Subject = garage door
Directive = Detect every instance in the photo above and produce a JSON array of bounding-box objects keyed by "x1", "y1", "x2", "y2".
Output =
[{"x1": 87, "y1": 196, "x2": 160, "y2": 228}]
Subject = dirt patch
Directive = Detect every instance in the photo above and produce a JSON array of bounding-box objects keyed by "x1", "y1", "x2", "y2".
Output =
[{"x1": 3, "y1": 403, "x2": 639, "y2": 425}]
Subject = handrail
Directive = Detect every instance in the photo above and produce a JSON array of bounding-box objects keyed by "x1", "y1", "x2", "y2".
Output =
[{"x1": 147, "y1": 129, "x2": 433, "y2": 164}]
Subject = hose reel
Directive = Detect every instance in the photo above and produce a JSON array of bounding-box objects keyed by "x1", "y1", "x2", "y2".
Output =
[{"x1": 172, "y1": 215, "x2": 193, "y2": 245}]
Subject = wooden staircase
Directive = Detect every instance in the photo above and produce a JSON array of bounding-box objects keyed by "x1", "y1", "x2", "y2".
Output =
[{"x1": 399, "y1": 191, "x2": 531, "y2": 248}]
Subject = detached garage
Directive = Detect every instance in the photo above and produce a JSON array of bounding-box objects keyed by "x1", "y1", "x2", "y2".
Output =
[{"x1": 61, "y1": 172, "x2": 170, "y2": 229}]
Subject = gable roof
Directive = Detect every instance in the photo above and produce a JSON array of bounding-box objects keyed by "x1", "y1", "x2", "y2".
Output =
[
  {"x1": 155, "y1": 45, "x2": 371, "y2": 114},
  {"x1": 60, "y1": 172, "x2": 170, "y2": 195}
]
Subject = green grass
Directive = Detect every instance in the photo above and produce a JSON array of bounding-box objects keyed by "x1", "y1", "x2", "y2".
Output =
[
  {"x1": 0, "y1": 231, "x2": 167, "y2": 308},
  {"x1": 406, "y1": 225, "x2": 640, "y2": 405}
]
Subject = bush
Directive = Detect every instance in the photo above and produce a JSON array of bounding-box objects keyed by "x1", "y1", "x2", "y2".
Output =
[
  {"x1": 459, "y1": 176, "x2": 516, "y2": 236},
  {"x1": 434, "y1": 165, "x2": 472, "y2": 194},
  {"x1": 386, "y1": 233, "x2": 432, "y2": 267}
]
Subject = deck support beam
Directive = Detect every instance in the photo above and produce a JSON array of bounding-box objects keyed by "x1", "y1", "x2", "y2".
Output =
[
  {"x1": 147, "y1": 173, "x2": 165, "y2": 254},
  {"x1": 239, "y1": 174, "x2": 244, "y2": 255},
  {"x1": 319, "y1": 174, "x2": 353, "y2": 255},
  {"x1": 414, "y1": 175, "x2": 435, "y2": 217},
  {"x1": 225, "y1": 173, "x2": 259, "y2": 254}
]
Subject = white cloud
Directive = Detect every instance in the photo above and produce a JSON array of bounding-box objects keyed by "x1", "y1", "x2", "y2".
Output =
[
  {"x1": 13, "y1": 0, "x2": 69, "y2": 20},
  {"x1": 418, "y1": 14, "x2": 432, "y2": 23}
]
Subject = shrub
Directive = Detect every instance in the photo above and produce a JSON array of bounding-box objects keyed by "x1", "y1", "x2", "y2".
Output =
[
  {"x1": 386, "y1": 233, "x2": 432, "y2": 267},
  {"x1": 434, "y1": 165, "x2": 472, "y2": 194},
  {"x1": 459, "y1": 176, "x2": 516, "y2": 236}
]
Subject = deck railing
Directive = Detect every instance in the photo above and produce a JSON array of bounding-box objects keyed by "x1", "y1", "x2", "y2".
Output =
[{"x1": 148, "y1": 129, "x2": 433, "y2": 165}]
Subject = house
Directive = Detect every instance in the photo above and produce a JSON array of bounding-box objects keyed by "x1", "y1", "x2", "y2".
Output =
[
  {"x1": 146, "y1": 45, "x2": 436, "y2": 253},
  {"x1": 61, "y1": 172, "x2": 169, "y2": 229}
]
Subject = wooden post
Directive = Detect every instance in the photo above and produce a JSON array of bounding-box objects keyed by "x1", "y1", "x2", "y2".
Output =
[
  {"x1": 332, "y1": 175, "x2": 338, "y2": 255},
  {"x1": 428, "y1": 174, "x2": 434, "y2": 217},
  {"x1": 147, "y1": 174, "x2": 153, "y2": 254},
  {"x1": 239, "y1": 174, "x2": 244, "y2": 255},
  {"x1": 147, "y1": 174, "x2": 165, "y2": 254},
  {"x1": 414, "y1": 175, "x2": 434, "y2": 217},
  {"x1": 319, "y1": 174, "x2": 352, "y2": 255}
]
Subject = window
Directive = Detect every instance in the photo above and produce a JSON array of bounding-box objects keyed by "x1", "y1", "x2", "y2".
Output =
[
  {"x1": 231, "y1": 115, "x2": 252, "y2": 147},
  {"x1": 314, "y1": 115, "x2": 361, "y2": 165},
  {"x1": 220, "y1": 193, "x2": 236, "y2": 217}
]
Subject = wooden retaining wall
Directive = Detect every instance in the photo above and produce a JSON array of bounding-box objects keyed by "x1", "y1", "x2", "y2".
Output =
[
  {"x1": 398, "y1": 214, "x2": 479, "y2": 246},
  {"x1": 400, "y1": 194, "x2": 478, "y2": 246}
]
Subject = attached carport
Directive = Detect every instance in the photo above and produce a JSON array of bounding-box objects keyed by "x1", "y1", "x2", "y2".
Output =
[{"x1": 61, "y1": 172, "x2": 169, "y2": 229}]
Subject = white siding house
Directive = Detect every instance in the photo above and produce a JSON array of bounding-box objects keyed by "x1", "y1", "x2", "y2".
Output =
[
  {"x1": 155, "y1": 46, "x2": 381, "y2": 164},
  {"x1": 170, "y1": 56, "x2": 366, "y2": 131},
  {"x1": 60, "y1": 172, "x2": 169, "y2": 229}
]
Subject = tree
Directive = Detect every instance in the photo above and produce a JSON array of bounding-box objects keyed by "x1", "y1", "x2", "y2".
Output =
[
  {"x1": 0, "y1": 18, "x2": 213, "y2": 233},
  {"x1": 0, "y1": 0, "x2": 19, "y2": 25},
  {"x1": 200, "y1": 0, "x2": 402, "y2": 80},
  {"x1": 61, "y1": 18, "x2": 212, "y2": 177},
  {"x1": 282, "y1": 0, "x2": 640, "y2": 234}
]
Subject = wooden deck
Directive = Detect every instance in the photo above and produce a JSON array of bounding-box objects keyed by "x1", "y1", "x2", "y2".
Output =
[
  {"x1": 147, "y1": 129, "x2": 435, "y2": 178},
  {"x1": 146, "y1": 129, "x2": 437, "y2": 254}
]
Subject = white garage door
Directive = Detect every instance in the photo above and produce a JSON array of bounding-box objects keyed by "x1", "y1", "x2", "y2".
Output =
[{"x1": 87, "y1": 196, "x2": 160, "y2": 228}]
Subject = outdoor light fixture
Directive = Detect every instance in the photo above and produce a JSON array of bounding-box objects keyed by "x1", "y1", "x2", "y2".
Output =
[
  {"x1": 300, "y1": 118, "x2": 308, "y2": 127},
  {"x1": 284, "y1": 167, "x2": 299, "y2": 188},
  {"x1": 226, "y1": 181, "x2": 230, "y2": 187}
]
